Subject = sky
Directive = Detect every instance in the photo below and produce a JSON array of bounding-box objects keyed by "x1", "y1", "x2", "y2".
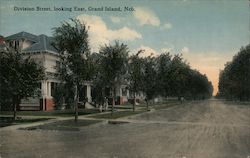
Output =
[{"x1": 0, "y1": 0, "x2": 249, "y2": 95}]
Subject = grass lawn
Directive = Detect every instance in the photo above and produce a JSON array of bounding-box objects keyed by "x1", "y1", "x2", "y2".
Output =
[
  {"x1": 22, "y1": 119, "x2": 101, "y2": 131},
  {"x1": 0, "y1": 116, "x2": 51, "y2": 128},
  {"x1": 0, "y1": 109, "x2": 99, "y2": 117},
  {"x1": 153, "y1": 101, "x2": 180, "y2": 110},
  {"x1": 90, "y1": 110, "x2": 147, "y2": 119}
]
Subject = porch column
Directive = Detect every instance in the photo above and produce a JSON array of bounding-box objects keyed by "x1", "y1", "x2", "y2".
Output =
[
  {"x1": 41, "y1": 80, "x2": 47, "y2": 110},
  {"x1": 41, "y1": 80, "x2": 47, "y2": 97},
  {"x1": 47, "y1": 82, "x2": 51, "y2": 97}
]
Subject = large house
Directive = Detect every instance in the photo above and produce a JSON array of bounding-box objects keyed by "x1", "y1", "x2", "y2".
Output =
[
  {"x1": 4, "y1": 31, "x2": 93, "y2": 111},
  {"x1": 3, "y1": 31, "x2": 130, "y2": 111}
]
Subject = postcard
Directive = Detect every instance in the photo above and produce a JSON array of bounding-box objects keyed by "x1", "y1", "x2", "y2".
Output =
[{"x1": 0, "y1": 0, "x2": 249, "y2": 158}]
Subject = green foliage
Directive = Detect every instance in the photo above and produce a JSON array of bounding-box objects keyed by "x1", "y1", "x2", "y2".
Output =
[
  {"x1": 143, "y1": 55, "x2": 157, "y2": 100},
  {"x1": 0, "y1": 49, "x2": 44, "y2": 111},
  {"x1": 128, "y1": 50, "x2": 145, "y2": 95},
  {"x1": 155, "y1": 53, "x2": 172, "y2": 97},
  {"x1": 95, "y1": 41, "x2": 129, "y2": 101},
  {"x1": 53, "y1": 18, "x2": 91, "y2": 84},
  {"x1": 185, "y1": 69, "x2": 213, "y2": 100},
  {"x1": 168, "y1": 54, "x2": 190, "y2": 97},
  {"x1": 140, "y1": 53, "x2": 213, "y2": 101},
  {"x1": 52, "y1": 19, "x2": 95, "y2": 110},
  {"x1": 99, "y1": 41, "x2": 129, "y2": 89},
  {"x1": 218, "y1": 45, "x2": 250, "y2": 101},
  {"x1": 96, "y1": 41, "x2": 129, "y2": 114},
  {"x1": 127, "y1": 50, "x2": 145, "y2": 110}
]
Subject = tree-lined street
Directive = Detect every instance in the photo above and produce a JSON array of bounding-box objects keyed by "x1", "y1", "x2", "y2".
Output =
[
  {"x1": 0, "y1": 1, "x2": 249, "y2": 158},
  {"x1": 1, "y1": 100, "x2": 249, "y2": 158}
]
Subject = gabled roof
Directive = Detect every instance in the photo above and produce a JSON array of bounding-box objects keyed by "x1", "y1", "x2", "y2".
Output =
[
  {"x1": 5, "y1": 31, "x2": 38, "y2": 42},
  {"x1": 23, "y1": 34, "x2": 57, "y2": 53}
]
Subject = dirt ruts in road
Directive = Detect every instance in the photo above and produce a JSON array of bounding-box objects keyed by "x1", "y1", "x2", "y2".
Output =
[
  {"x1": 1, "y1": 100, "x2": 249, "y2": 158},
  {"x1": 130, "y1": 100, "x2": 250, "y2": 158}
]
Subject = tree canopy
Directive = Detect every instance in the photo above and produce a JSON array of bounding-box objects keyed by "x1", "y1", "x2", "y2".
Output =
[
  {"x1": 52, "y1": 18, "x2": 92, "y2": 121},
  {"x1": 0, "y1": 49, "x2": 44, "y2": 119},
  {"x1": 218, "y1": 45, "x2": 250, "y2": 101},
  {"x1": 98, "y1": 41, "x2": 129, "y2": 114}
]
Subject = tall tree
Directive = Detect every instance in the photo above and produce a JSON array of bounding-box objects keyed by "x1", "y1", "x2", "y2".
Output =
[
  {"x1": 155, "y1": 53, "x2": 172, "y2": 97},
  {"x1": 0, "y1": 49, "x2": 44, "y2": 120},
  {"x1": 128, "y1": 50, "x2": 145, "y2": 111},
  {"x1": 53, "y1": 18, "x2": 90, "y2": 122},
  {"x1": 99, "y1": 41, "x2": 129, "y2": 115},
  {"x1": 142, "y1": 55, "x2": 157, "y2": 108},
  {"x1": 168, "y1": 54, "x2": 190, "y2": 99},
  {"x1": 218, "y1": 45, "x2": 250, "y2": 101},
  {"x1": 88, "y1": 53, "x2": 105, "y2": 107}
]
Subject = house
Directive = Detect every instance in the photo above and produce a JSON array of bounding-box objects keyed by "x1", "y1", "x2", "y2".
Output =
[
  {"x1": 4, "y1": 31, "x2": 130, "y2": 111},
  {"x1": 4, "y1": 31, "x2": 92, "y2": 111}
]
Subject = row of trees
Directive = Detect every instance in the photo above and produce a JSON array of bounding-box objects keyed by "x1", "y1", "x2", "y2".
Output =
[
  {"x1": 127, "y1": 52, "x2": 213, "y2": 102},
  {"x1": 218, "y1": 45, "x2": 250, "y2": 101},
  {"x1": 0, "y1": 19, "x2": 213, "y2": 121},
  {"x1": 52, "y1": 19, "x2": 213, "y2": 119}
]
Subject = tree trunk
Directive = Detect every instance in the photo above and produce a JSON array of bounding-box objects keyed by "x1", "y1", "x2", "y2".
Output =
[
  {"x1": 13, "y1": 102, "x2": 17, "y2": 121},
  {"x1": 133, "y1": 93, "x2": 136, "y2": 112},
  {"x1": 111, "y1": 87, "x2": 115, "y2": 116},
  {"x1": 111, "y1": 97, "x2": 114, "y2": 116},
  {"x1": 146, "y1": 98, "x2": 149, "y2": 111},
  {"x1": 12, "y1": 96, "x2": 19, "y2": 121},
  {"x1": 74, "y1": 85, "x2": 78, "y2": 123}
]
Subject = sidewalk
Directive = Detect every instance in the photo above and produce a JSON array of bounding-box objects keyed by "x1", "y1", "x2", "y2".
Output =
[{"x1": 0, "y1": 101, "x2": 172, "y2": 131}]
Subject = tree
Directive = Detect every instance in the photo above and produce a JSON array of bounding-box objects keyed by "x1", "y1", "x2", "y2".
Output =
[
  {"x1": 185, "y1": 69, "x2": 213, "y2": 100},
  {"x1": 154, "y1": 53, "x2": 213, "y2": 101},
  {"x1": 99, "y1": 41, "x2": 129, "y2": 115},
  {"x1": 142, "y1": 55, "x2": 157, "y2": 108},
  {"x1": 88, "y1": 53, "x2": 105, "y2": 107},
  {"x1": 0, "y1": 49, "x2": 44, "y2": 120},
  {"x1": 168, "y1": 54, "x2": 190, "y2": 99},
  {"x1": 53, "y1": 18, "x2": 90, "y2": 122},
  {"x1": 128, "y1": 50, "x2": 145, "y2": 111},
  {"x1": 218, "y1": 45, "x2": 250, "y2": 101},
  {"x1": 155, "y1": 52, "x2": 172, "y2": 97}
]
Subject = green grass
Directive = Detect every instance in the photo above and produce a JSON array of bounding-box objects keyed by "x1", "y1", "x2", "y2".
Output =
[
  {"x1": 0, "y1": 116, "x2": 51, "y2": 128},
  {"x1": 153, "y1": 101, "x2": 180, "y2": 110},
  {"x1": 0, "y1": 109, "x2": 99, "y2": 117},
  {"x1": 114, "y1": 105, "x2": 133, "y2": 110},
  {"x1": 22, "y1": 119, "x2": 101, "y2": 131},
  {"x1": 90, "y1": 110, "x2": 146, "y2": 119}
]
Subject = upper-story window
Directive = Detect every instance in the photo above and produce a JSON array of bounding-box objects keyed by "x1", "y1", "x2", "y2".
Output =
[{"x1": 9, "y1": 40, "x2": 20, "y2": 51}]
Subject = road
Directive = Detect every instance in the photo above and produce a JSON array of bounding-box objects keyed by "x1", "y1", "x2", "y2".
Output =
[{"x1": 0, "y1": 100, "x2": 250, "y2": 158}]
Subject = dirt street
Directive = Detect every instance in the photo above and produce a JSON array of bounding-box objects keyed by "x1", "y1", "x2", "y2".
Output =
[{"x1": 0, "y1": 100, "x2": 250, "y2": 158}]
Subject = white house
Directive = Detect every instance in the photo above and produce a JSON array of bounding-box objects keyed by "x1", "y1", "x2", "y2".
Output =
[
  {"x1": 4, "y1": 31, "x2": 133, "y2": 111},
  {"x1": 5, "y1": 31, "x2": 92, "y2": 111}
]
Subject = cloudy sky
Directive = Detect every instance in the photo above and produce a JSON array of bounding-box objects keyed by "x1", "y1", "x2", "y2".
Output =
[{"x1": 0, "y1": 0, "x2": 249, "y2": 94}]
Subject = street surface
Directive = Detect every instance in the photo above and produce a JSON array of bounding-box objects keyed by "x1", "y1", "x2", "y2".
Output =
[{"x1": 0, "y1": 100, "x2": 250, "y2": 158}]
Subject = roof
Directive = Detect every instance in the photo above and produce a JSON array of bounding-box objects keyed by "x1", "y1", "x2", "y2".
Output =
[
  {"x1": 23, "y1": 34, "x2": 57, "y2": 53},
  {"x1": 5, "y1": 31, "x2": 38, "y2": 42},
  {"x1": 5, "y1": 31, "x2": 58, "y2": 54}
]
